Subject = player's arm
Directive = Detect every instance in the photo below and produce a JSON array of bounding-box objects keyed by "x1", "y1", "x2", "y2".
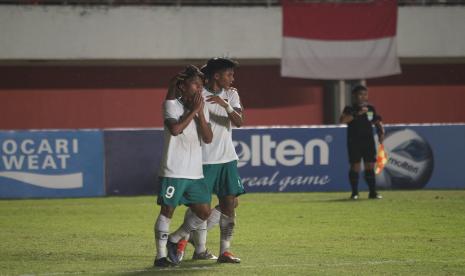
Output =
[
  {"x1": 193, "y1": 93, "x2": 213, "y2": 144},
  {"x1": 165, "y1": 76, "x2": 181, "y2": 100},
  {"x1": 373, "y1": 110, "x2": 385, "y2": 143},
  {"x1": 227, "y1": 106, "x2": 243, "y2": 128},
  {"x1": 206, "y1": 89, "x2": 244, "y2": 127},
  {"x1": 339, "y1": 106, "x2": 354, "y2": 124},
  {"x1": 339, "y1": 113, "x2": 353, "y2": 124},
  {"x1": 165, "y1": 108, "x2": 197, "y2": 136},
  {"x1": 374, "y1": 120, "x2": 385, "y2": 144},
  {"x1": 227, "y1": 88, "x2": 244, "y2": 127}
]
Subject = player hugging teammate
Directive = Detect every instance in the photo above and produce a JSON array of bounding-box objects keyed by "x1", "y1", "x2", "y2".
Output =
[{"x1": 154, "y1": 58, "x2": 245, "y2": 267}]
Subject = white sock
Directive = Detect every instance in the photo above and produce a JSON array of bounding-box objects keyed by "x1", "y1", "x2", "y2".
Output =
[
  {"x1": 219, "y1": 213, "x2": 235, "y2": 254},
  {"x1": 183, "y1": 208, "x2": 192, "y2": 242},
  {"x1": 207, "y1": 206, "x2": 222, "y2": 230},
  {"x1": 169, "y1": 209, "x2": 205, "y2": 243},
  {"x1": 194, "y1": 221, "x2": 207, "y2": 254},
  {"x1": 154, "y1": 214, "x2": 170, "y2": 259}
]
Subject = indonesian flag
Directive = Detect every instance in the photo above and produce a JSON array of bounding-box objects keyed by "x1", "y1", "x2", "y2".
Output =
[{"x1": 281, "y1": 0, "x2": 401, "y2": 80}]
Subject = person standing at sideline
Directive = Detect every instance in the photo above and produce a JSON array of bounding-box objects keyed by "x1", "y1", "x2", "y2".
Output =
[{"x1": 340, "y1": 84, "x2": 384, "y2": 200}]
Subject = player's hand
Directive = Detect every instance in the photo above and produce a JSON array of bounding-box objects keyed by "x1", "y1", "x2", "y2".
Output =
[
  {"x1": 192, "y1": 93, "x2": 204, "y2": 113},
  {"x1": 198, "y1": 96, "x2": 205, "y2": 113},
  {"x1": 206, "y1": 95, "x2": 228, "y2": 108}
]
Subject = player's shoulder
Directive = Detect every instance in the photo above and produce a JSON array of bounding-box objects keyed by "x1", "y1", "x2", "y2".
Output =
[
  {"x1": 164, "y1": 99, "x2": 178, "y2": 107},
  {"x1": 201, "y1": 87, "x2": 210, "y2": 96},
  {"x1": 342, "y1": 105, "x2": 354, "y2": 112},
  {"x1": 225, "y1": 87, "x2": 239, "y2": 97},
  {"x1": 367, "y1": 104, "x2": 377, "y2": 111},
  {"x1": 164, "y1": 99, "x2": 184, "y2": 113}
]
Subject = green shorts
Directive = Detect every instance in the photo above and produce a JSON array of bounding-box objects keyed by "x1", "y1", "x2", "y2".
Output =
[
  {"x1": 203, "y1": 160, "x2": 246, "y2": 198},
  {"x1": 157, "y1": 177, "x2": 211, "y2": 207}
]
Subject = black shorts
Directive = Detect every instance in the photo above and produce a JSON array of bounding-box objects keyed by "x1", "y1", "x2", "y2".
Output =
[{"x1": 347, "y1": 138, "x2": 376, "y2": 163}]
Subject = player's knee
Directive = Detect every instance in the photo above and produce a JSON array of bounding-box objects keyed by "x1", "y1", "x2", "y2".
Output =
[
  {"x1": 364, "y1": 169, "x2": 375, "y2": 178},
  {"x1": 350, "y1": 164, "x2": 361, "y2": 172},
  {"x1": 219, "y1": 196, "x2": 235, "y2": 214},
  {"x1": 196, "y1": 206, "x2": 211, "y2": 221},
  {"x1": 349, "y1": 170, "x2": 359, "y2": 180},
  {"x1": 160, "y1": 205, "x2": 175, "y2": 219}
]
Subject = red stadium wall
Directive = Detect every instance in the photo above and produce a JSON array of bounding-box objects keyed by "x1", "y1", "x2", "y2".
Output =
[
  {"x1": 0, "y1": 88, "x2": 167, "y2": 129},
  {"x1": 368, "y1": 86, "x2": 465, "y2": 124},
  {"x1": 236, "y1": 66, "x2": 324, "y2": 126},
  {"x1": 367, "y1": 64, "x2": 465, "y2": 124},
  {"x1": 0, "y1": 65, "x2": 324, "y2": 129},
  {"x1": 0, "y1": 63, "x2": 464, "y2": 130}
]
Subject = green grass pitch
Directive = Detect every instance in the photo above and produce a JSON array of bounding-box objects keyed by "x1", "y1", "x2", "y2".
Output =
[{"x1": 1, "y1": 190, "x2": 465, "y2": 275}]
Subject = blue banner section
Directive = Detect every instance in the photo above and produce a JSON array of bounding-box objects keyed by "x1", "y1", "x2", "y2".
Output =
[
  {"x1": 233, "y1": 125, "x2": 465, "y2": 192},
  {"x1": 232, "y1": 127, "x2": 348, "y2": 192},
  {"x1": 0, "y1": 130, "x2": 104, "y2": 198},
  {"x1": 102, "y1": 124, "x2": 465, "y2": 196},
  {"x1": 3, "y1": 125, "x2": 460, "y2": 198},
  {"x1": 377, "y1": 125, "x2": 465, "y2": 190},
  {"x1": 104, "y1": 130, "x2": 163, "y2": 196}
]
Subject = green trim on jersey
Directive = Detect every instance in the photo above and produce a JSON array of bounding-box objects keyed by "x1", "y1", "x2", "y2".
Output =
[
  {"x1": 157, "y1": 177, "x2": 211, "y2": 207},
  {"x1": 203, "y1": 160, "x2": 246, "y2": 197}
]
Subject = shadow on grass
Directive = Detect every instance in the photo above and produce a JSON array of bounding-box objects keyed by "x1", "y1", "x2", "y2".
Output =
[
  {"x1": 320, "y1": 197, "x2": 384, "y2": 203},
  {"x1": 322, "y1": 198, "x2": 357, "y2": 202},
  {"x1": 121, "y1": 260, "x2": 222, "y2": 275}
]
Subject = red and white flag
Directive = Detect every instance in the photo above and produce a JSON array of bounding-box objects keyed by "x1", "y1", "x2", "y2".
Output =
[{"x1": 281, "y1": 0, "x2": 401, "y2": 80}]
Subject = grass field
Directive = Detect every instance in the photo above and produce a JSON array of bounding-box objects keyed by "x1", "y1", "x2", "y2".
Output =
[{"x1": 1, "y1": 190, "x2": 465, "y2": 275}]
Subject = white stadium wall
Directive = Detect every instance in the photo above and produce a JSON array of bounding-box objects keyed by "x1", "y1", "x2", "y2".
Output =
[
  {"x1": 0, "y1": 5, "x2": 465, "y2": 60},
  {"x1": 397, "y1": 7, "x2": 465, "y2": 58},
  {"x1": 0, "y1": 6, "x2": 281, "y2": 60},
  {"x1": 1, "y1": 5, "x2": 465, "y2": 129}
]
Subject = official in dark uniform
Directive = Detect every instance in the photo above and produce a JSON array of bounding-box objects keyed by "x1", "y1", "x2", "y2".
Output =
[{"x1": 340, "y1": 84, "x2": 384, "y2": 199}]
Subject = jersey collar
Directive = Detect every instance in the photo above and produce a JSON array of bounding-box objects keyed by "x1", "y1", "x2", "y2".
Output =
[{"x1": 204, "y1": 86, "x2": 223, "y2": 96}]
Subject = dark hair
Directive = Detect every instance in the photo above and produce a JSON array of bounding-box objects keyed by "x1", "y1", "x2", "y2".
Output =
[
  {"x1": 177, "y1": 65, "x2": 204, "y2": 84},
  {"x1": 351, "y1": 84, "x2": 368, "y2": 95},
  {"x1": 201, "y1": 57, "x2": 238, "y2": 79}
]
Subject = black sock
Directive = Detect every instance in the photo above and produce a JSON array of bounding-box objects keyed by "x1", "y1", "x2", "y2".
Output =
[
  {"x1": 364, "y1": 170, "x2": 376, "y2": 195},
  {"x1": 349, "y1": 170, "x2": 359, "y2": 195}
]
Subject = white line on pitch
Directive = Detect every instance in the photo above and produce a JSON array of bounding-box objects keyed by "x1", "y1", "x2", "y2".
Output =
[{"x1": 19, "y1": 259, "x2": 461, "y2": 276}]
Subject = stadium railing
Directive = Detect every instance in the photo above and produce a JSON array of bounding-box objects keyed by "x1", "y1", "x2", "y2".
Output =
[{"x1": 0, "y1": 0, "x2": 464, "y2": 6}]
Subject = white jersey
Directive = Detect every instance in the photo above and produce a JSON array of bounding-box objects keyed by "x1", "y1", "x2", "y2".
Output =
[
  {"x1": 158, "y1": 99, "x2": 210, "y2": 179},
  {"x1": 202, "y1": 87, "x2": 242, "y2": 164}
]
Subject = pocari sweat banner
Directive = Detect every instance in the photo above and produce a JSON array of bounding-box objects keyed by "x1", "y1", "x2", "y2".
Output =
[{"x1": 0, "y1": 130, "x2": 104, "y2": 198}]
